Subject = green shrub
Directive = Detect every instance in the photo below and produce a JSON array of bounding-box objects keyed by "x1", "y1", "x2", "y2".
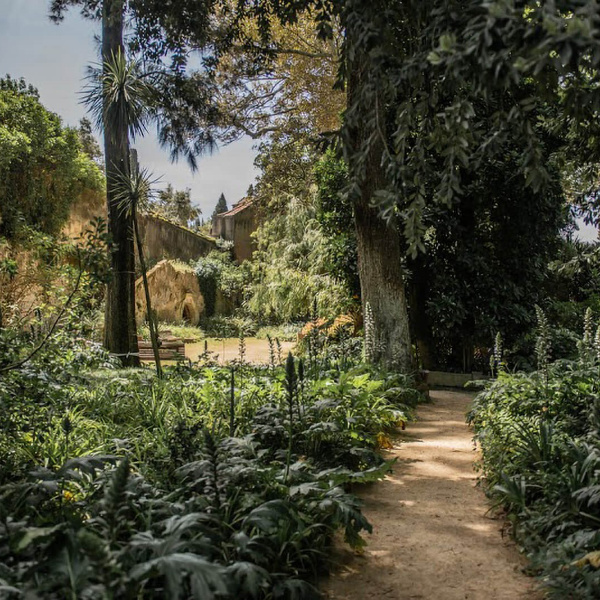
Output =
[
  {"x1": 0, "y1": 334, "x2": 421, "y2": 598},
  {"x1": 470, "y1": 358, "x2": 600, "y2": 598}
]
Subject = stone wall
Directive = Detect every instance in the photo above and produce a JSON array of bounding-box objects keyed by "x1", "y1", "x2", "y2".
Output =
[
  {"x1": 232, "y1": 205, "x2": 256, "y2": 262},
  {"x1": 64, "y1": 201, "x2": 216, "y2": 265},
  {"x1": 137, "y1": 213, "x2": 217, "y2": 265},
  {"x1": 136, "y1": 260, "x2": 205, "y2": 326},
  {"x1": 62, "y1": 188, "x2": 106, "y2": 239}
]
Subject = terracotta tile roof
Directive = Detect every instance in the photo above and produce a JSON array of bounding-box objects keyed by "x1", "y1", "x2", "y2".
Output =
[{"x1": 217, "y1": 198, "x2": 253, "y2": 218}]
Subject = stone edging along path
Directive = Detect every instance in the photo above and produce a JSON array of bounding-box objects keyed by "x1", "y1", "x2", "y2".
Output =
[{"x1": 323, "y1": 390, "x2": 544, "y2": 600}]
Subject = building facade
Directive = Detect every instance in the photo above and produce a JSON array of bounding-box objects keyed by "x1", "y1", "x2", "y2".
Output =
[{"x1": 211, "y1": 198, "x2": 257, "y2": 262}]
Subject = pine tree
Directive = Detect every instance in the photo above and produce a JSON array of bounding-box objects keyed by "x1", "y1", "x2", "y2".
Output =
[{"x1": 212, "y1": 193, "x2": 228, "y2": 218}]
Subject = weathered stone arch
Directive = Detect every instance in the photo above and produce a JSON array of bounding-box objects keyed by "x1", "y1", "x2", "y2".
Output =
[
  {"x1": 181, "y1": 293, "x2": 200, "y2": 324},
  {"x1": 135, "y1": 260, "x2": 205, "y2": 326}
]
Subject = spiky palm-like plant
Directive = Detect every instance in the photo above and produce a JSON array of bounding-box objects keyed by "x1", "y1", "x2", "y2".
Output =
[
  {"x1": 81, "y1": 22, "x2": 217, "y2": 366},
  {"x1": 111, "y1": 158, "x2": 163, "y2": 378}
]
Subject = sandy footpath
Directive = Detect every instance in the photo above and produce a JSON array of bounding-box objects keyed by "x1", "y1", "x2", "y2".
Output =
[{"x1": 323, "y1": 390, "x2": 543, "y2": 600}]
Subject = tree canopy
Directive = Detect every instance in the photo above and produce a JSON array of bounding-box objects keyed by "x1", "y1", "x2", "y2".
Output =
[
  {"x1": 0, "y1": 76, "x2": 104, "y2": 240},
  {"x1": 151, "y1": 185, "x2": 200, "y2": 226}
]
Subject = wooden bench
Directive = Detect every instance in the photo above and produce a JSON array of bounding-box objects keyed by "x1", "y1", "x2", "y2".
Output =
[{"x1": 138, "y1": 330, "x2": 186, "y2": 361}]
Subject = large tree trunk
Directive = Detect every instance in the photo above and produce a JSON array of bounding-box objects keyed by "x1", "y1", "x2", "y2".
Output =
[
  {"x1": 345, "y1": 15, "x2": 413, "y2": 373},
  {"x1": 353, "y1": 190, "x2": 413, "y2": 372},
  {"x1": 102, "y1": 0, "x2": 139, "y2": 366}
]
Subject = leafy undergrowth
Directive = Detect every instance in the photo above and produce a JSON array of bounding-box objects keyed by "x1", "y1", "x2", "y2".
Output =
[
  {"x1": 469, "y1": 359, "x2": 600, "y2": 599},
  {"x1": 0, "y1": 334, "x2": 420, "y2": 598}
]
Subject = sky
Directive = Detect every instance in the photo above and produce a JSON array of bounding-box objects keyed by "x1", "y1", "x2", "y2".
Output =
[{"x1": 0, "y1": 0, "x2": 258, "y2": 218}]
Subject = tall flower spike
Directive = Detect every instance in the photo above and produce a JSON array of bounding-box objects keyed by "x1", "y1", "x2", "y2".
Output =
[
  {"x1": 582, "y1": 307, "x2": 594, "y2": 362},
  {"x1": 534, "y1": 305, "x2": 551, "y2": 373},
  {"x1": 364, "y1": 302, "x2": 375, "y2": 362},
  {"x1": 493, "y1": 332, "x2": 503, "y2": 375}
]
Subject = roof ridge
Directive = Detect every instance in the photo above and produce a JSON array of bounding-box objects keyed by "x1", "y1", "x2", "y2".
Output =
[{"x1": 215, "y1": 197, "x2": 254, "y2": 218}]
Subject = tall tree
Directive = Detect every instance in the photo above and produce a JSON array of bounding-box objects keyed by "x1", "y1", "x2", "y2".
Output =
[
  {"x1": 152, "y1": 184, "x2": 200, "y2": 226},
  {"x1": 217, "y1": 0, "x2": 600, "y2": 374},
  {"x1": 213, "y1": 10, "x2": 343, "y2": 213},
  {"x1": 213, "y1": 1, "x2": 415, "y2": 370},
  {"x1": 77, "y1": 117, "x2": 103, "y2": 166},
  {"x1": 101, "y1": 0, "x2": 137, "y2": 365},
  {"x1": 341, "y1": 0, "x2": 412, "y2": 371},
  {"x1": 49, "y1": 0, "x2": 220, "y2": 365},
  {"x1": 213, "y1": 193, "x2": 228, "y2": 218}
]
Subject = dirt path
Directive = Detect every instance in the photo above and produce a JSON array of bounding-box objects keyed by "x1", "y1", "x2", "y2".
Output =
[
  {"x1": 184, "y1": 338, "x2": 295, "y2": 365},
  {"x1": 323, "y1": 390, "x2": 543, "y2": 600}
]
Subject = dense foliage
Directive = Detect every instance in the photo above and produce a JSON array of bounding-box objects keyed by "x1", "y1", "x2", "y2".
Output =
[
  {"x1": 7, "y1": 1, "x2": 600, "y2": 596},
  {"x1": 0, "y1": 325, "x2": 419, "y2": 598},
  {"x1": 469, "y1": 313, "x2": 600, "y2": 598},
  {"x1": 413, "y1": 154, "x2": 567, "y2": 372},
  {"x1": 0, "y1": 77, "x2": 104, "y2": 239},
  {"x1": 150, "y1": 185, "x2": 200, "y2": 227},
  {"x1": 247, "y1": 198, "x2": 352, "y2": 323}
]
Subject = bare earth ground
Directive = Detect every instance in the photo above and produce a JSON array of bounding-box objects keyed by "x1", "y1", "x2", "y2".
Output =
[
  {"x1": 323, "y1": 390, "x2": 544, "y2": 600},
  {"x1": 184, "y1": 337, "x2": 295, "y2": 365}
]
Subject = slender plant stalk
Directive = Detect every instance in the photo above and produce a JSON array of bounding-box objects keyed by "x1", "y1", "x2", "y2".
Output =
[
  {"x1": 133, "y1": 211, "x2": 162, "y2": 378},
  {"x1": 229, "y1": 367, "x2": 235, "y2": 437},
  {"x1": 284, "y1": 352, "x2": 296, "y2": 482},
  {"x1": 297, "y1": 357, "x2": 305, "y2": 425}
]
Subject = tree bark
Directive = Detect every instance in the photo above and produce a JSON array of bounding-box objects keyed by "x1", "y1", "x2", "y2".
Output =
[
  {"x1": 102, "y1": 0, "x2": 140, "y2": 366},
  {"x1": 345, "y1": 22, "x2": 413, "y2": 373},
  {"x1": 353, "y1": 192, "x2": 413, "y2": 372}
]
